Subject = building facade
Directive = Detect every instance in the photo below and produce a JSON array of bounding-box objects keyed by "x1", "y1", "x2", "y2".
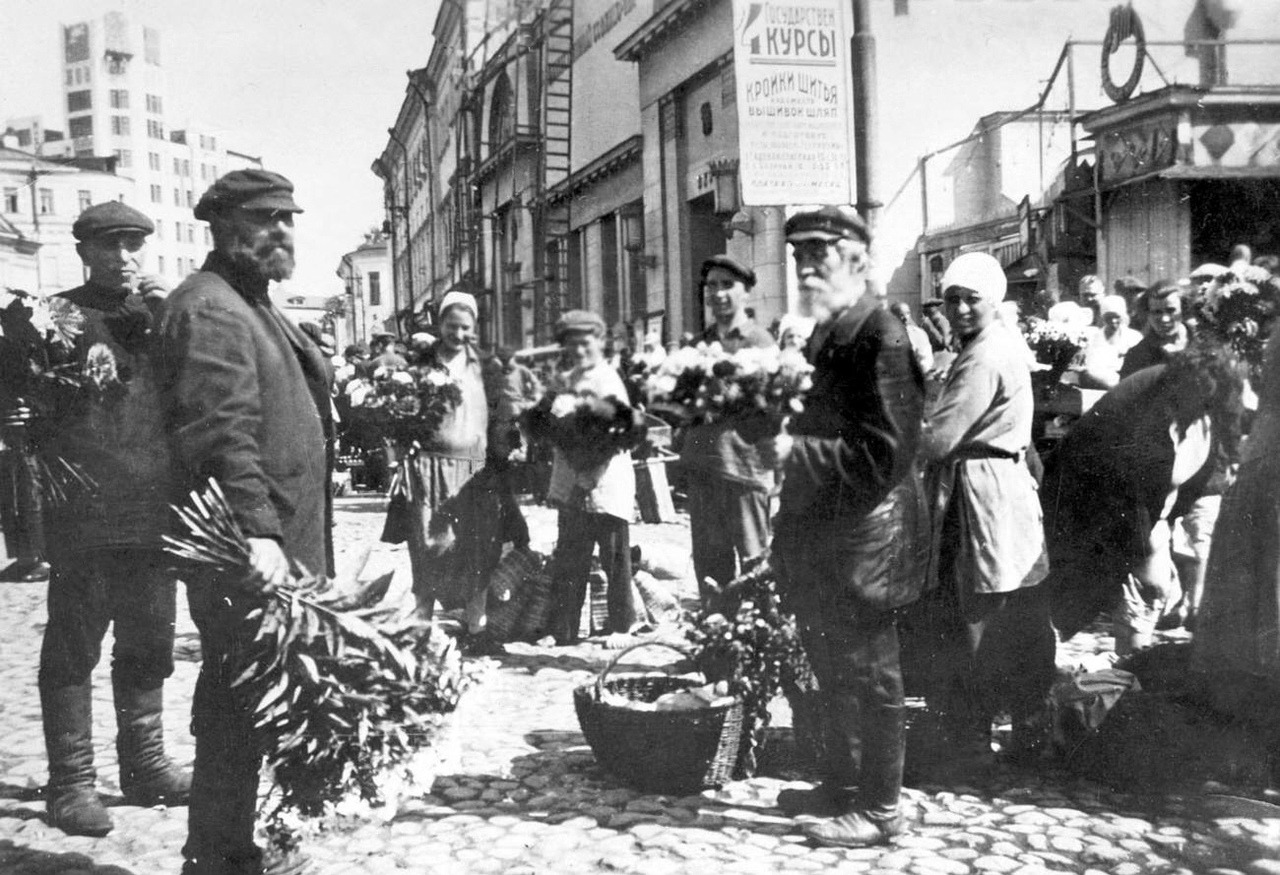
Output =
[
  {"x1": 5, "y1": 11, "x2": 262, "y2": 288},
  {"x1": 0, "y1": 144, "x2": 131, "y2": 295},
  {"x1": 335, "y1": 230, "x2": 396, "y2": 347}
]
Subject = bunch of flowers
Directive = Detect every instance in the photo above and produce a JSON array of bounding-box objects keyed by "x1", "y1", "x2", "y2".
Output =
[
  {"x1": 522, "y1": 389, "x2": 647, "y2": 470},
  {"x1": 645, "y1": 342, "x2": 814, "y2": 427},
  {"x1": 1022, "y1": 317, "x2": 1090, "y2": 377},
  {"x1": 1187, "y1": 263, "x2": 1280, "y2": 379},
  {"x1": 165, "y1": 479, "x2": 482, "y2": 851},
  {"x1": 352, "y1": 362, "x2": 462, "y2": 445},
  {"x1": 685, "y1": 553, "x2": 814, "y2": 777}
]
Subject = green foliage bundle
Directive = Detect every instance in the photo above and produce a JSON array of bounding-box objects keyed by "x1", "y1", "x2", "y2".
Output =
[
  {"x1": 165, "y1": 480, "x2": 479, "y2": 847},
  {"x1": 685, "y1": 553, "x2": 814, "y2": 776}
]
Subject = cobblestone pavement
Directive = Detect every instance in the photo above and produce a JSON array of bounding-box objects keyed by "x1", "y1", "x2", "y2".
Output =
[{"x1": 0, "y1": 495, "x2": 1277, "y2": 874}]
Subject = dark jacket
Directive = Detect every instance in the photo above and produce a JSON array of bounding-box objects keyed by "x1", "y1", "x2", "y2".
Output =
[
  {"x1": 158, "y1": 252, "x2": 332, "y2": 577},
  {"x1": 774, "y1": 297, "x2": 927, "y2": 609},
  {"x1": 40, "y1": 285, "x2": 172, "y2": 555}
]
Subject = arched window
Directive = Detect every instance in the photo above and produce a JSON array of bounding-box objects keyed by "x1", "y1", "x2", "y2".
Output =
[{"x1": 488, "y1": 72, "x2": 515, "y2": 155}]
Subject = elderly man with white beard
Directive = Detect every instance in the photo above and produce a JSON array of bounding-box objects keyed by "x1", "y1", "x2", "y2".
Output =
[
  {"x1": 760, "y1": 206, "x2": 927, "y2": 848},
  {"x1": 916, "y1": 252, "x2": 1054, "y2": 770}
]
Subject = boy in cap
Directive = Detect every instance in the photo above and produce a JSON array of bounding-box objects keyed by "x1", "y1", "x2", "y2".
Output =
[
  {"x1": 763, "y1": 206, "x2": 926, "y2": 846},
  {"x1": 159, "y1": 169, "x2": 330, "y2": 874},
  {"x1": 682, "y1": 254, "x2": 776, "y2": 609},
  {"x1": 29, "y1": 201, "x2": 189, "y2": 837},
  {"x1": 545, "y1": 309, "x2": 639, "y2": 646},
  {"x1": 917, "y1": 252, "x2": 1054, "y2": 767}
]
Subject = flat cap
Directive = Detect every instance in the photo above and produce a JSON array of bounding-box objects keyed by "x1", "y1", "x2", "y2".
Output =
[
  {"x1": 194, "y1": 169, "x2": 303, "y2": 221},
  {"x1": 784, "y1": 205, "x2": 871, "y2": 245},
  {"x1": 72, "y1": 201, "x2": 155, "y2": 241},
  {"x1": 555, "y1": 309, "x2": 606, "y2": 340},
  {"x1": 700, "y1": 254, "x2": 757, "y2": 288}
]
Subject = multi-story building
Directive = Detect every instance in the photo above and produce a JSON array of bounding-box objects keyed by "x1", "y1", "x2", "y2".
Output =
[
  {"x1": 335, "y1": 230, "x2": 395, "y2": 347},
  {"x1": 6, "y1": 11, "x2": 264, "y2": 287},
  {"x1": 0, "y1": 142, "x2": 131, "y2": 295}
]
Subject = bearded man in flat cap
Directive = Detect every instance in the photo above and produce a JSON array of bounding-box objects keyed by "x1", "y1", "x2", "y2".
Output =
[
  {"x1": 158, "y1": 169, "x2": 331, "y2": 875},
  {"x1": 762, "y1": 206, "x2": 927, "y2": 847},
  {"x1": 917, "y1": 252, "x2": 1053, "y2": 769},
  {"x1": 29, "y1": 201, "x2": 190, "y2": 838}
]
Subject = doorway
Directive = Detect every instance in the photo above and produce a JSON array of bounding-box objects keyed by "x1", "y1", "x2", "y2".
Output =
[{"x1": 686, "y1": 193, "x2": 724, "y2": 336}]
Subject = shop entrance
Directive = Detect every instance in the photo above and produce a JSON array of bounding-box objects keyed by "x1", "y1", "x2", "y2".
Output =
[
  {"x1": 1190, "y1": 179, "x2": 1280, "y2": 266},
  {"x1": 687, "y1": 193, "x2": 724, "y2": 336}
]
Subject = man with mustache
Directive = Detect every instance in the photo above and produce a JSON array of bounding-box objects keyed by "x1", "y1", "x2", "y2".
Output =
[
  {"x1": 31, "y1": 202, "x2": 189, "y2": 838},
  {"x1": 761, "y1": 206, "x2": 927, "y2": 847},
  {"x1": 159, "y1": 169, "x2": 331, "y2": 875}
]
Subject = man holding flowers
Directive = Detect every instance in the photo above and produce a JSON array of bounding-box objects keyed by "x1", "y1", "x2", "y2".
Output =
[
  {"x1": 545, "y1": 309, "x2": 640, "y2": 646},
  {"x1": 31, "y1": 202, "x2": 187, "y2": 838},
  {"x1": 762, "y1": 206, "x2": 927, "y2": 848},
  {"x1": 682, "y1": 254, "x2": 777, "y2": 609},
  {"x1": 159, "y1": 169, "x2": 329, "y2": 875}
]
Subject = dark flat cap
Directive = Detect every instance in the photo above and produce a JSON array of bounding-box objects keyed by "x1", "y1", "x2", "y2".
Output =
[
  {"x1": 72, "y1": 201, "x2": 155, "y2": 241},
  {"x1": 922, "y1": 297, "x2": 944, "y2": 308},
  {"x1": 700, "y1": 254, "x2": 757, "y2": 288},
  {"x1": 194, "y1": 169, "x2": 303, "y2": 221},
  {"x1": 784, "y1": 205, "x2": 871, "y2": 245},
  {"x1": 555, "y1": 309, "x2": 606, "y2": 340}
]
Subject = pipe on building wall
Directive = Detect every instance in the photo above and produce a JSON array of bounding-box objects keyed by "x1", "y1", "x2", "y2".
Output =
[
  {"x1": 372, "y1": 156, "x2": 402, "y2": 337},
  {"x1": 851, "y1": 0, "x2": 881, "y2": 237},
  {"x1": 407, "y1": 73, "x2": 440, "y2": 314},
  {"x1": 386, "y1": 127, "x2": 415, "y2": 335}
]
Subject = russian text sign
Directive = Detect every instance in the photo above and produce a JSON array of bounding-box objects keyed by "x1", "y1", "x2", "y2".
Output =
[{"x1": 732, "y1": 0, "x2": 854, "y2": 205}]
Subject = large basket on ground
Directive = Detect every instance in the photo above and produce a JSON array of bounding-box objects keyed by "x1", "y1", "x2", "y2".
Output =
[{"x1": 573, "y1": 641, "x2": 744, "y2": 795}]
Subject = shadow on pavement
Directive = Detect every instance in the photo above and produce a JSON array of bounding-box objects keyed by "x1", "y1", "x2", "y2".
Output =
[{"x1": 0, "y1": 840, "x2": 137, "y2": 875}]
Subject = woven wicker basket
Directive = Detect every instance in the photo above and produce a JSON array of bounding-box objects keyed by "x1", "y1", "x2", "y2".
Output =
[{"x1": 573, "y1": 641, "x2": 744, "y2": 795}]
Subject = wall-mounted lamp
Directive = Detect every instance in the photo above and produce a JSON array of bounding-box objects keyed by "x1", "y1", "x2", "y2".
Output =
[
  {"x1": 710, "y1": 158, "x2": 740, "y2": 216},
  {"x1": 619, "y1": 205, "x2": 658, "y2": 268},
  {"x1": 723, "y1": 209, "x2": 755, "y2": 239}
]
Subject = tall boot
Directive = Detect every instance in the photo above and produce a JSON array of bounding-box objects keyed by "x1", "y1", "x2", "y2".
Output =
[
  {"x1": 114, "y1": 678, "x2": 191, "y2": 806},
  {"x1": 41, "y1": 683, "x2": 112, "y2": 836}
]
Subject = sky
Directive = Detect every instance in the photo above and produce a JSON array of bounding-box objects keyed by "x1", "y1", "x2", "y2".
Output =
[{"x1": 0, "y1": 0, "x2": 439, "y2": 297}]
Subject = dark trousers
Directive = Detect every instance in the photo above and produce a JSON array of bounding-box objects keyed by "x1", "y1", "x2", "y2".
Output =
[
  {"x1": 550, "y1": 509, "x2": 635, "y2": 642},
  {"x1": 182, "y1": 579, "x2": 267, "y2": 873},
  {"x1": 0, "y1": 442, "x2": 45, "y2": 565},
  {"x1": 922, "y1": 505, "x2": 1056, "y2": 746},
  {"x1": 39, "y1": 548, "x2": 177, "y2": 691},
  {"x1": 686, "y1": 473, "x2": 770, "y2": 608},
  {"x1": 774, "y1": 542, "x2": 906, "y2": 813}
]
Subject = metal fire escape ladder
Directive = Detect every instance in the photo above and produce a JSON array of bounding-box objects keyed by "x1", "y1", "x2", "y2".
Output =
[{"x1": 537, "y1": 0, "x2": 574, "y2": 338}]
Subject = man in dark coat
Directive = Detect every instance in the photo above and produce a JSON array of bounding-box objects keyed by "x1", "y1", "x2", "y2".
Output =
[
  {"x1": 159, "y1": 169, "x2": 330, "y2": 875},
  {"x1": 762, "y1": 206, "x2": 927, "y2": 847},
  {"x1": 31, "y1": 202, "x2": 189, "y2": 838}
]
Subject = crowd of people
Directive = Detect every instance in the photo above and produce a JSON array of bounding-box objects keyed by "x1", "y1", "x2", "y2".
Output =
[{"x1": 0, "y1": 173, "x2": 1278, "y2": 871}]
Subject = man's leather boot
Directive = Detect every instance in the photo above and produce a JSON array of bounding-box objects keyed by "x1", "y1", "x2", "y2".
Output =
[
  {"x1": 114, "y1": 679, "x2": 192, "y2": 805},
  {"x1": 41, "y1": 683, "x2": 113, "y2": 836},
  {"x1": 803, "y1": 806, "x2": 905, "y2": 848}
]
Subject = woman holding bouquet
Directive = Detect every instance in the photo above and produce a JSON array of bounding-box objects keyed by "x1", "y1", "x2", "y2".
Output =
[
  {"x1": 545, "y1": 309, "x2": 640, "y2": 647},
  {"x1": 381, "y1": 290, "x2": 490, "y2": 622}
]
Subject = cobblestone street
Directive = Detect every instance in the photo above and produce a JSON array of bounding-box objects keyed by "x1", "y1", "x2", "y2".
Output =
[{"x1": 0, "y1": 495, "x2": 1277, "y2": 874}]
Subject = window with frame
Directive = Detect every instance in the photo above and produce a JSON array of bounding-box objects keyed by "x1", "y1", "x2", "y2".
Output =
[
  {"x1": 148, "y1": 152, "x2": 161, "y2": 171},
  {"x1": 3, "y1": 189, "x2": 18, "y2": 213},
  {"x1": 67, "y1": 90, "x2": 91, "y2": 112},
  {"x1": 174, "y1": 221, "x2": 181, "y2": 239},
  {"x1": 111, "y1": 115, "x2": 131, "y2": 136},
  {"x1": 182, "y1": 159, "x2": 190, "y2": 177},
  {"x1": 150, "y1": 185, "x2": 162, "y2": 203},
  {"x1": 68, "y1": 116, "x2": 93, "y2": 138},
  {"x1": 109, "y1": 89, "x2": 129, "y2": 109},
  {"x1": 187, "y1": 223, "x2": 195, "y2": 243},
  {"x1": 185, "y1": 190, "x2": 194, "y2": 208},
  {"x1": 368, "y1": 272, "x2": 381, "y2": 306},
  {"x1": 38, "y1": 189, "x2": 54, "y2": 215},
  {"x1": 148, "y1": 119, "x2": 164, "y2": 139},
  {"x1": 173, "y1": 188, "x2": 181, "y2": 207},
  {"x1": 115, "y1": 149, "x2": 132, "y2": 169},
  {"x1": 77, "y1": 190, "x2": 92, "y2": 213},
  {"x1": 487, "y1": 73, "x2": 515, "y2": 154},
  {"x1": 146, "y1": 94, "x2": 162, "y2": 114}
]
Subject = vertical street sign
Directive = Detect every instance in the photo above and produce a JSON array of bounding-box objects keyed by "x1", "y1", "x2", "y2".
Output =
[{"x1": 732, "y1": 0, "x2": 855, "y2": 205}]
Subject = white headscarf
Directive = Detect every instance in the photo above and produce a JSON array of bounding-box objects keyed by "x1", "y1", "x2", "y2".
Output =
[
  {"x1": 940, "y1": 252, "x2": 1007, "y2": 302},
  {"x1": 439, "y1": 289, "x2": 478, "y2": 320}
]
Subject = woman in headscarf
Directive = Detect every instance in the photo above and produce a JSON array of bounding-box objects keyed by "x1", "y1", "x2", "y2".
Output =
[{"x1": 915, "y1": 253, "x2": 1055, "y2": 766}]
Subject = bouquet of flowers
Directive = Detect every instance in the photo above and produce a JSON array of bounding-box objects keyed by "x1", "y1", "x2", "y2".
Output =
[
  {"x1": 1022, "y1": 317, "x2": 1090, "y2": 380},
  {"x1": 353, "y1": 362, "x2": 463, "y2": 445},
  {"x1": 1187, "y1": 263, "x2": 1280, "y2": 379},
  {"x1": 645, "y1": 342, "x2": 813, "y2": 429},
  {"x1": 685, "y1": 552, "x2": 814, "y2": 777},
  {"x1": 164, "y1": 479, "x2": 482, "y2": 851},
  {"x1": 521, "y1": 389, "x2": 647, "y2": 471}
]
